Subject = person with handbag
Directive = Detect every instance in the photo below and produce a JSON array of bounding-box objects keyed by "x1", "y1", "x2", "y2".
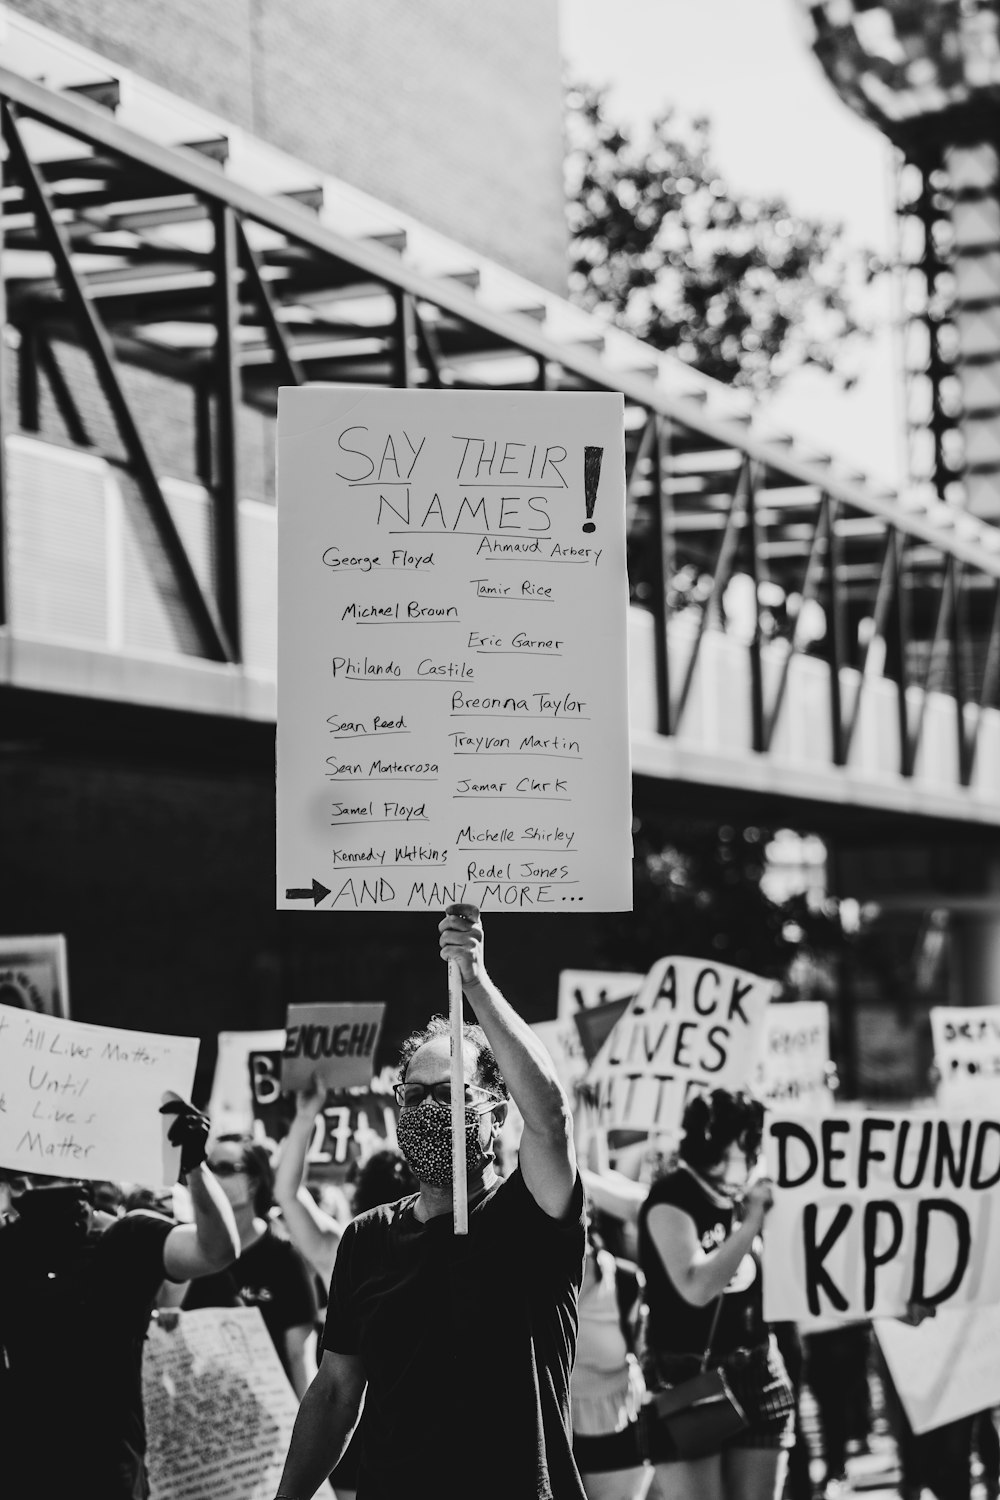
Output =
[{"x1": 637, "y1": 1089, "x2": 795, "y2": 1500}]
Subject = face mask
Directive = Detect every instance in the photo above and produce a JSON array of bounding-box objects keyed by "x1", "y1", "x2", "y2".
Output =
[{"x1": 395, "y1": 1100, "x2": 494, "y2": 1189}]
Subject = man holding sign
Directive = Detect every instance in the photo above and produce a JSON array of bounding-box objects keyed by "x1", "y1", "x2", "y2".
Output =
[
  {"x1": 272, "y1": 911, "x2": 588, "y2": 1500},
  {"x1": 0, "y1": 1097, "x2": 239, "y2": 1499}
]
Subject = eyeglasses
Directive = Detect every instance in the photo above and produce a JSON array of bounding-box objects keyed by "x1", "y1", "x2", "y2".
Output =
[{"x1": 392, "y1": 1081, "x2": 501, "y2": 1112}]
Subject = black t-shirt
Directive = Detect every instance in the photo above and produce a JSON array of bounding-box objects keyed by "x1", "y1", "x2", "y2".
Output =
[
  {"x1": 182, "y1": 1223, "x2": 318, "y2": 1378},
  {"x1": 323, "y1": 1168, "x2": 588, "y2": 1500},
  {"x1": 0, "y1": 1209, "x2": 173, "y2": 1498},
  {"x1": 637, "y1": 1166, "x2": 765, "y2": 1358}
]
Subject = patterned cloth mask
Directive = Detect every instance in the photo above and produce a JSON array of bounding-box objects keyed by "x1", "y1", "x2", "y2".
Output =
[{"x1": 395, "y1": 1099, "x2": 494, "y2": 1188}]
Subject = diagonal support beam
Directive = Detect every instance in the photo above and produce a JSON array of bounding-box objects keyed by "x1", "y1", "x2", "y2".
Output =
[
  {"x1": 210, "y1": 201, "x2": 243, "y2": 662},
  {"x1": 842, "y1": 528, "x2": 899, "y2": 764},
  {"x1": 1, "y1": 99, "x2": 232, "y2": 662},
  {"x1": 671, "y1": 457, "x2": 751, "y2": 733},
  {"x1": 906, "y1": 556, "x2": 956, "y2": 776},
  {"x1": 233, "y1": 215, "x2": 304, "y2": 389},
  {"x1": 761, "y1": 494, "x2": 831, "y2": 753}
]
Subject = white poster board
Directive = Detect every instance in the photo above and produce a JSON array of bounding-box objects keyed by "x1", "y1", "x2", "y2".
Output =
[
  {"x1": 763, "y1": 1110, "x2": 1000, "y2": 1322},
  {"x1": 277, "y1": 388, "x2": 632, "y2": 913},
  {"x1": 0, "y1": 934, "x2": 70, "y2": 1017},
  {"x1": 585, "y1": 956, "x2": 774, "y2": 1133},
  {"x1": 931, "y1": 1006, "x2": 1000, "y2": 1109},
  {"x1": 876, "y1": 1304, "x2": 1000, "y2": 1433},
  {"x1": 208, "y1": 1029, "x2": 286, "y2": 1136},
  {"x1": 754, "y1": 1002, "x2": 832, "y2": 1111},
  {"x1": 144, "y1": 1307, "x2": 299, "y2": 1500},
  {"x1": 0, "y1": 1008, "x2": 197, "y2": 1184},
  {"x1": 556, "y1": 968, "x2": 644, "y2": 1020}
]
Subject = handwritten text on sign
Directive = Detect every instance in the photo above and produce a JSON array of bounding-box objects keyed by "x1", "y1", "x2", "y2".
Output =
[
  {"x1": 281, "y1": 1002, "x2": 385, "y2": 1092},
  {"x1": 276, "y1": 389, "x2": 632, "y2": 913},
  {"x1": 762, "y1": 1111, "x2": 1000, "y2": 1321},
  {"x1": 755, "y1": 1002, "x2": 832, "y2": 1111},
  {"x1": 585, "y1": 956, "x2": 774, "y2": 1133},
  {"x1": 931, "y1": 1006, "x2": 1000, "y2": 1107},
  {"x1": 144, "y1": 1308, "x2": 299, "y2": 1500},
  {"x1": 0, "y1": 1007, "x2": 198, "y2": 1184}
]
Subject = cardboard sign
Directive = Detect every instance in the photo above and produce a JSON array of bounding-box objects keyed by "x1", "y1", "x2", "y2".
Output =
[
  {"x1": 0, "y1": 1008, "x2": 198, "y2": 1185},
  {"x1": 762, "y1": 1110, "x2": 1000, "y2": 1322},
  {"x1": 280, "y1": 1002, "x2": 385, "y2": 1092},
  {"x1": 875, "y1": 1304, "x2": 1000, "y2": 1434},
  {"x1": 585, "y1": 956, "x2": 774, "y2": 1134},
  {"x1": 532, "y1": 1019, "x2": 589, "y2": 1100},
  {"x1": 276, "y1": 388, "x2": 633, "y2": 914},
  {"x1": 931, "y1": 1006, "x2": 1000, "y2": 1108},
  {"x1": 755, "y1": 1002, "x2": 832, "y2": 1111},
  {"x1": 144, "y1": 1307, "x2": 299, "y2": 1500},
  {"x1": 556, "y1": 968, "x2": 644, "y2": 1020},
  {"x1": 0, "y1": 934, "x2": 70, "y2": 1017}
]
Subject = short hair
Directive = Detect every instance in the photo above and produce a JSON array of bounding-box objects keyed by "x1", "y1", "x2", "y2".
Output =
[
  {"x1": 678, "y1": 1090, "x2": 764, "y2": 1176},
  {"x1": 396, "y1": 1016, "x2": 509, "y2": 1100},
  {"x1": 215, "y1": 1135, "x2": 275, "y2": 1218}
]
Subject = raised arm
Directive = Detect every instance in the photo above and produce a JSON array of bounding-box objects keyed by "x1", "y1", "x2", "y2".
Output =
[
  {"x1": 162, "y1": 1161, "x2": 240, "y2": 1281},
  {"x1": 273, "y1": 1076, "x2": 342, "y2": 1285},
  {"x1": 645, "y1": 1179, "x2": 772, "y2": 1307},
  {"x1": 440, "y1": 911, "x2": 576, "y2": 1218},
  {"x1": 271, "y1": 1349, "x2": 366, "y2": 1500}
]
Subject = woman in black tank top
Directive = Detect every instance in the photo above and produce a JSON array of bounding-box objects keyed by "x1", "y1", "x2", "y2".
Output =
[{"x1": 637, "y1": 1090, "x2": 794, "y2": 1500}]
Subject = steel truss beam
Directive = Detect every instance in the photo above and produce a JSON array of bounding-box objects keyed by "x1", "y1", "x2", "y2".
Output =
[
  {"x1": 2, "y1": 99, "x2": 233, "y2": 662},
  {"x1": 0, "y1": 65, "x2": 999, "y2": 793}
]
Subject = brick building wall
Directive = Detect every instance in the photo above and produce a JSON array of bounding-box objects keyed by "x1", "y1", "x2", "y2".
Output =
[{"x1": 7, "y1": 0, "x2": 569, "y2": 293}]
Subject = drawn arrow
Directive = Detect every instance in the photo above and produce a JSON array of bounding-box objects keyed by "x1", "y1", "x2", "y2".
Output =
[{"x1": 284, "y1": 879, "x2": 331, "y2": 906}]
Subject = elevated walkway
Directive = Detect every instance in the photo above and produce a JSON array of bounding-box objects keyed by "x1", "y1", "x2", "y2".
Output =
[{"x1": 1, "y1": 10, "x2": 999, "y2": 829}]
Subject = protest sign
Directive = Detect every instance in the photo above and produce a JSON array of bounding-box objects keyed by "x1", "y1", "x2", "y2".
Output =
[
  {"x1": 249, "y1": 1050, "x2": 399, "y2": 1178},
  {"x1": 556, "y1": 969, "x2": 644, "y2": 1020},
  {"x1": 931, "y1": 1005, "x2": 1000, "y2": 1108},
  {"x1": 208, "y1": 1030, "x2": 286, "y2": 1136},
  {"x1": 574, "y1": 998, "x2": 632, "y2": 1064},
  {"x1": 281, "y1": 1002, "x2": 384, "y2": 1092},
  {"x1": 0, "y1": 934, "x2": 69, "y2": 1017},
  {"x1": 0, "y1": 1007, "x2": 197, "y2": 1184},
  {"x1": 754, "y1": 1002, "x2": 832, "y2": 1111},
  {"x1": 875, "y1": 1304, "x2": 1000, "y2": 1434},
  {"x1": 585, "y1": 956, "x2": 774, "y2": 1134},
  {"x1": 532, "y1": 1018, "x2": 589, "y2": 1100},
  {"x1": 144, "y1": 1307, "x2": 299, "y2": 1500},
  {"x1": 762, "y1": 1110, "x2": 1000, "y2": 1321},
  {"x1": 276, "y1": 387, "x2": 632, "y2": 914}
]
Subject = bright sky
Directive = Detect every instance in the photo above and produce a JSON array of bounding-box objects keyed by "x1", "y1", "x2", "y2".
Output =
[{"x1": 558, "y1": 0, "x2": 905, "y2": 488}]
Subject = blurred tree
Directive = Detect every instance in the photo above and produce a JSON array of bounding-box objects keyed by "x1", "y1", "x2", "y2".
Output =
[{"x1": 565, "y1": 83, "x2": 878, "y2": 393}]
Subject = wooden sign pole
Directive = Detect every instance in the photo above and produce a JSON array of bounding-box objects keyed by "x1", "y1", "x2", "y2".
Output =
[{"x1": 446, "y1": 902, "x2": 479, "y2": 1235}]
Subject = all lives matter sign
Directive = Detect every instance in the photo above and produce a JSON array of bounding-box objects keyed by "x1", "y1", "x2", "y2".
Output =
[{"x1": 277, "y1": 389, "x2": 633, "y2": 913}]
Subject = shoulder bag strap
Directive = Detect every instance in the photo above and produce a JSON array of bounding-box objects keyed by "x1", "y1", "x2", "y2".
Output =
[{"x1": 699, "y1": 1294, "x2": 725, "y2": 1373}]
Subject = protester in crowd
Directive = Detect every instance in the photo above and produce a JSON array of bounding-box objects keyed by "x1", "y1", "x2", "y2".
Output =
[
  {"x1": 0, "y1": 1099, "x2": 239, "y2": 1499},
  {"x1": 571, "y1": 1214, "x2": 651, "y2": 1500},
  {"x1": 273, "y1": 1077, "x2": 418, "y2": 1500},
  {"x1": 801, "y1": 1320, "x2": 873, "y2": 1497},
  {"x1": 271, "y1": 907, "x2": 588, "y2": 1500},
  {"x1": 183, "y1": 1134, "x2": 319, "y2": 1400},
  {"x1": 638, "y1": 1089, "x2": 795, "y2": 1500}
]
